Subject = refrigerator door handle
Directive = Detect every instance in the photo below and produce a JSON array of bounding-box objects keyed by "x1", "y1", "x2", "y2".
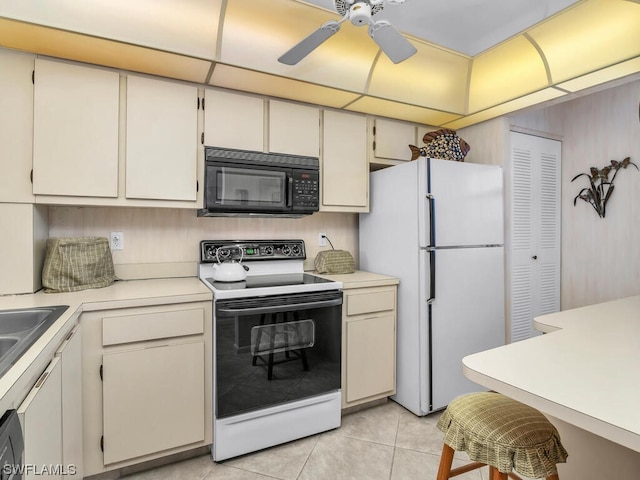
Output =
[
  {"x1": 427, "y1": 248, "x2": 436, "y2": 303},
  {"x1": 426, "y1": 193, "x2": 436, "y2": 247}
]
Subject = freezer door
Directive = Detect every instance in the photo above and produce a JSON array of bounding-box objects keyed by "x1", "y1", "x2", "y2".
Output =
[
  {"x1": 426, "y1": 159, "x2": 504, "y2": 247},
  {"x1": 430, "y1": 246, "x2": 505, "y2": 411}
]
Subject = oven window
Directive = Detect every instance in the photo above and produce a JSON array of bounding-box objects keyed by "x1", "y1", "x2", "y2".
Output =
[
  {"x1": 215, "y1": 292, "x2": 342, "y2": 419},
  {"x1": 213, "y1": 166, "x2": 286, "y2": 207}
]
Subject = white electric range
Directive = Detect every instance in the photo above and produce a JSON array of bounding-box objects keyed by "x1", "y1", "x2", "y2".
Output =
[{"x1": 198, "y1": 240, "x2": 343, "y2": 461}]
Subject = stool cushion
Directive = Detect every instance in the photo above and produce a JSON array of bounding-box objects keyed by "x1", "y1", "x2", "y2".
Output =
[{"x1": 437, "y1": 392, "x2": 568, "y2": 478}]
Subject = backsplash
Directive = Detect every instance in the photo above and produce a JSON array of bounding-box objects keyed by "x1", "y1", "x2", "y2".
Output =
[{"x1": 48, "y1": 206, "x2": 359, "y2": 274}]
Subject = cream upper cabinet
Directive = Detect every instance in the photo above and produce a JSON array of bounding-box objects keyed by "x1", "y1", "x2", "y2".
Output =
[
  {"x1": 0, "y1": 49, "x2": 34, "y2": 202},
  {"x1": 203, "y1": 89, "x2": 264, "y2": 151},
  {"x1": 369, "y1": 117, "x2": 416, "y2": 166},
  {"x1": 33, "y1": 58, "x2": 119, "y2": 198},
  {"x1": 126, "y1": 75, "x2": 198, "y2": 201},
  {"x1": 321, "y1": 110, "x2": 369, "y2": 212},
  {"x1": 269, "y1": 100, "x2": 320, "y2": 157}
]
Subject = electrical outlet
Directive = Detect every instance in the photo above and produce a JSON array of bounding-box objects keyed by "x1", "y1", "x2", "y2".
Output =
[
  {"x1": 110, "y1": 231, "x2": 124, "y2": 251},
  {"x1": 318, "y1": 232, "x2": 327, "y2": 247}
]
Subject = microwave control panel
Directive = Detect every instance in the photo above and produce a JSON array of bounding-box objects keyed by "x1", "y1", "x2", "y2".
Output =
[{"x1": 292, "y1": 171, "x2": 319, "y2": 209}]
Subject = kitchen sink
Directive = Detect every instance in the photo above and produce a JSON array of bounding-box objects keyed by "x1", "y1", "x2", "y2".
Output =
[
  {"x1": 0, "y1": 310, "x2": 53, "y2": 335},
  {"x1": 0, "y1": 338, "x2": 18, "y2": 357},
  {"x1": 0, "y1": 305, "x2": 69, "y2": 378}
]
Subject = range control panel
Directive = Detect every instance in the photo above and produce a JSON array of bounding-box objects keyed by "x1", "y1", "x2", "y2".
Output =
[{"x1": 200, "y1": 240, "x2": 306, "y2": 263}]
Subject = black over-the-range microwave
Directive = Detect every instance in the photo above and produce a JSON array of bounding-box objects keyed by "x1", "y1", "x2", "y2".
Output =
[{"x1": 198, "y1": 147, "x2": 320, "y2": 218}]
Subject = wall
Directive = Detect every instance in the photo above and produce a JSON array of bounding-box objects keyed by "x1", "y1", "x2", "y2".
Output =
[
  {"x1": 511, "y1": 79, "x2": 640, "y2": 309},
  {"x1": 48, "y1": 207, "x2": 359, "y2": 277},
  {"x1": 459, "y1": 117, "x2": 510, "y2": 167}
]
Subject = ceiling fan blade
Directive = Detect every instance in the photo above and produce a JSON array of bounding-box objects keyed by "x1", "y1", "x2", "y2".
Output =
[
  {"x1": 368, "y1": 20, "x2": 417, "y2": 64},
  {"x1": 278, "y1": 21, "x2": 342, "y2": 65}
]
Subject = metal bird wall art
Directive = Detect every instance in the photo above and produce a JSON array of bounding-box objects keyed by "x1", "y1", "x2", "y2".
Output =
[{"x1": 571, "y1": 156, "x2": 638, "y2": 218}]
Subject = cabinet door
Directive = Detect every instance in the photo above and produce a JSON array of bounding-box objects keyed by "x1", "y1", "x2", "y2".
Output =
[
  {"x1": 345, "y1": 314, "x2": 395, "y2": 403},
  {"x1": 102, "y1": 341, "x2": 205, "y2": 465},
  {"x1": 204, "y1": 89, "x2": 263, "y2": 151},
  {"x1": 18, "y1": 357, "x2": 63, "y2": 480},
  {"x1": 321, "y1": 110, "x2": 368, "y2": 211},
  {"x1": 56, "y1": 325, "x2": 83, "y2": 480},
  {"x1": 0, "y1": 49, "x2": 34, "y2": 202},
  {"x1": 371, "y1": 118, "x2": 416, "y2": 163},
  {"x1": 33, "y1": 58, "x2": 119, "y2": 197},
  {"x1": 509, "y1": 132, "x2": 561, "y2": 342},
  {"x1": 0, "y1": 204, "x2": 47, "y2": 296},
  {"x1": 269, "y1": 100, "x2": 319, "y2": 157},
  {"x1": 126, "y1": 75, "x2": 198, "y2": 201}
]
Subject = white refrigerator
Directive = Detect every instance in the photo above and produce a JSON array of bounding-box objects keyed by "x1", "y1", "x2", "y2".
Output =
[{"x1": 359, "y1": 157, "x2": 505, "y2": 415}]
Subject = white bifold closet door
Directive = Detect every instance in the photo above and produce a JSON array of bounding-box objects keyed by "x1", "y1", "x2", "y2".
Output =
[{"x1": 509, "y1": 132, "x2": 561, "y2": 342}]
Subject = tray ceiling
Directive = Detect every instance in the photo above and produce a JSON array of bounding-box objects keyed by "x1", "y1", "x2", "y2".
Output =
[{"x1": 0, "y1": 0, "x2": 639, "y2": 128}]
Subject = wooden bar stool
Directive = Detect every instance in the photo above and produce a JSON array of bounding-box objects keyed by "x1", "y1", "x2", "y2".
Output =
[{"x1": 436, "y1": 392, "x2": 568, "y2": 480}]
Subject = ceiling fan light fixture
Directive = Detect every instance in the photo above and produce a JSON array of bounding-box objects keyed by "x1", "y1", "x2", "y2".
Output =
[
  {"x1": 278, "y1": 0, "x2": 413, "y2": 65},
  {"x1": 349, "y1": 3, "x2": 372, "y2": 26}
]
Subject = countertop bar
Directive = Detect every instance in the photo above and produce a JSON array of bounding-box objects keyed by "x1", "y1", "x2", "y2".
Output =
[{"x1": 463, "y1": 295, "x2": 640, "y2": 453}]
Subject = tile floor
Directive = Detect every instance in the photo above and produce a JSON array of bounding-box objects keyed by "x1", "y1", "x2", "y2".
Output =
[{"x1": 121, "y1": 401, "x2": 540, "y2": 480}]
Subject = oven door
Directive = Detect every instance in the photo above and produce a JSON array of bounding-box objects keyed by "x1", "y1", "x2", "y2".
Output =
[
  {"x1": 205, "y1": 162, "x2": 290, "y2": 213},
  {"x1": 214, "y1": 291, "x2": 342, "y2": 419}
]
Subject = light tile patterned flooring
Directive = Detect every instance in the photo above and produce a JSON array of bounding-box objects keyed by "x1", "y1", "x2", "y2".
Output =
[{"x1": 122, "y1": 401, "x2": 540, "y2": 480}]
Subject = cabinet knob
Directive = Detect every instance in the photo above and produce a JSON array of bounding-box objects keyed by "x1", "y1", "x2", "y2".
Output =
[{"x1": 532, "y1": 255, "x2": 538, "y2": 260}]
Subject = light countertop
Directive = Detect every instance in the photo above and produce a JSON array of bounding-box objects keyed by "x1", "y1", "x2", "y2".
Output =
[
  {"x1": 462, "y1": 295, "x2": 640, "y2": 453},
  {"x1": 0, "y1": 277, "x2": 211, "y2": 414},
  {"x1": 313, "y1": 270, "x2": 399, "y2": 289}
]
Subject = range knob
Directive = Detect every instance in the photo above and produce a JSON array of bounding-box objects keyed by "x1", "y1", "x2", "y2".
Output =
[
  {"x1": 281, "y1": 245, "x2": 291, "y2": 256},
  {"x1": 205, "y1": 246, "x2": 217, "y2": 260},
  {"x1": 291, "y1": 245, "x2": 301, "y2": 256},
  {"x1": 263, "y1": 245, "x2": 274, "y2": 256}
]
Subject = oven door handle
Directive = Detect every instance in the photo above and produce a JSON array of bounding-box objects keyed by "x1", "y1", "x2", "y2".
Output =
[{"x1": 217, "y1": 298, "x2": 343, "y2": 316}]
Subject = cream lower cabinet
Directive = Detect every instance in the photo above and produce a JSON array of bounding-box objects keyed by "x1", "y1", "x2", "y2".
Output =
[
  {"x1": 82, "y1": 302, "x2": 212, "y2": 476},
  {"x1": 18, "y1": 357, "x2": 63, "y2": 480},
  {"x1": 56, "y1": 325, "x2": 83, "y2": 480},
  {"x1": 342, "y1": 285, "x2": 397, "y2": 408},
  {"x1": 18, "y1": 322, "x2": 81, "y2": 480},
  {"x1": 102, "y1": 342, "x2": 204, "y2": 464}
]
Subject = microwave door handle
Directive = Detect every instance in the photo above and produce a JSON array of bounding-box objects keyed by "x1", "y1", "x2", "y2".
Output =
[{"x1": 287, "y1": 176, "x2": 293, "y2": 207}]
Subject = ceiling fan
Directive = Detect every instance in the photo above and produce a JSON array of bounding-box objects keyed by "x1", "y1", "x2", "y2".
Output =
[{"x1": 278, "y1": 0, "x2": 417, "y2": 65}]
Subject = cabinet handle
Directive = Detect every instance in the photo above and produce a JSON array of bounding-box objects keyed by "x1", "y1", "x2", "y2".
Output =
[{"x1": 34, "y1": 371, "x2": 49, "y2": 389}]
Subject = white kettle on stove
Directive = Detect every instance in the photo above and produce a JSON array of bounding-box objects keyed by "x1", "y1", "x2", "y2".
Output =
[{"x1": 212, "y1": 245, "x2": 249, "y2": 282}]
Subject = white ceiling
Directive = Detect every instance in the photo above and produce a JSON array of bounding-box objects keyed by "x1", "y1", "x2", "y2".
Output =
[{"x1": 301, "y1": 0, "x2": 581, "y2": 56}]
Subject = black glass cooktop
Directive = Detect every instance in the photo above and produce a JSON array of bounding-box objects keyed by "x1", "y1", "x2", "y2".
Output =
[{"x1": 206, "y1": 273, "x2": 334, "y2": 290}]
